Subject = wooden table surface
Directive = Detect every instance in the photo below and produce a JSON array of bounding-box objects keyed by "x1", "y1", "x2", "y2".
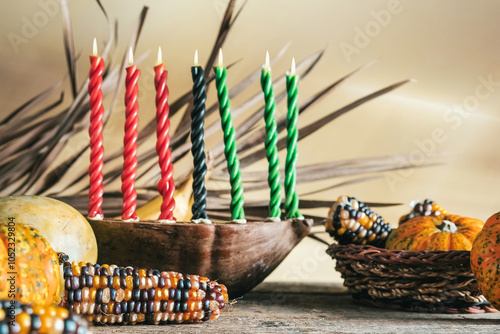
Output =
[{"x1": 90, "y1": 283, "x2": 500, "y2": 334}]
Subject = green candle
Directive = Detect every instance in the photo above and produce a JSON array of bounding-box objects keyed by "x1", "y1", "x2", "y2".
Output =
[
  {"x1": 261, "y1": 52, "x2": 282, "y2": 221},
  {"x1": 213, "y1": 49, "x2": 245, "y2": 223},
  {"x1": 285, "y1": 58, "x2": 303, "y2": 219}
]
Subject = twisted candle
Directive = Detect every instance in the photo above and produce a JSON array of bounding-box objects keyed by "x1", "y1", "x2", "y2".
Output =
[
  {"x1": 154, "y1": 47, "x2": 176, "y2": 221},
  {"x1": 122, "y1": 48, "x2": 139, "y2": 221},
  {"x1": 190, "y1": 50, "x2": 209, "y2": 221},
  {"x1": 213, "y1": 50, "x2": 245, "y2": 222},
  {"x1": 261, "y1": 52, "x2": 282, "y2": 221},
  {"x1": 285, "y1": 58, "x2": 302, "y2": 219},
  {"x1": 88, "y1": 38, "x2": 104, "y2": 220}
]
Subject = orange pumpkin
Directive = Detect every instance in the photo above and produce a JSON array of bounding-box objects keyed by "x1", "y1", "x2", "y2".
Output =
[
  {"x1": 386, "y1": 214, "x2": 484, "y2": 251},
  {"x1": 0, "y1": 223, "x2": 61, "y2": 306},
  {"x1": 471, "y1": 212, "x2": 500, "y2": 308}
]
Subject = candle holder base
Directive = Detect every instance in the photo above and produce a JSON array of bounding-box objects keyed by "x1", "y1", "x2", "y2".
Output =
[{"x1": 88, "y1": 218, "x2": 312, "y2": 298}]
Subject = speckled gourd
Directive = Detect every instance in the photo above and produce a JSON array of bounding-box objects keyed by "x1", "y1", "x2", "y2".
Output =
[
  {"x1": 471, "y1": 212, "x2": 500, "y2": 309},
  {"x1": 0, "y1": 223, "x2": 61, "y2": 306}
]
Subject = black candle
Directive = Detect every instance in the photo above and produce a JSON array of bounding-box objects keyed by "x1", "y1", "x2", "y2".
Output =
[{"x1": 190, "y1": 50, "x2": 210, "y2": 223}]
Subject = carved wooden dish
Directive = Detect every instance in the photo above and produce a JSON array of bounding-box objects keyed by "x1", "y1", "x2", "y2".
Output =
[{"x1": 88, "y1": 218, "x2": 313, "y2": 298}]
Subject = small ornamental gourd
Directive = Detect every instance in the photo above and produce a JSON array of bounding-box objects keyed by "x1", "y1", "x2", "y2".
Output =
[
  {"x1": 0, "y1": 223, "x2": 61, "y2": 306},
  {"x1": 471, "y1": 212, "x2": 500, "y2": 309},
  {"x1": 386, "y1": 214, "x2": 484, "y2": 251},
  {"x1": 325, "y1": 196, "x2": 392, "y2": 247}
]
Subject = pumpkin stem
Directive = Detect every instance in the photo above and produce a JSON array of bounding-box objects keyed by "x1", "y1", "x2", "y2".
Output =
[{"x1": 438, "y1": 220, "x2": 458, "y2": 233}]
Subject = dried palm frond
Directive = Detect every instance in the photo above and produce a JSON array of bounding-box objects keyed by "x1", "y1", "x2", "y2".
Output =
[{"x1": 0, "y1": 0, "x2": 445, "y2": 222}]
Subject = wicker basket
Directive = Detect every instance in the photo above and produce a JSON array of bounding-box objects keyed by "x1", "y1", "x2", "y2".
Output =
[{"x1": 327, "y1": 244, "x2": 498, "y2": 314}]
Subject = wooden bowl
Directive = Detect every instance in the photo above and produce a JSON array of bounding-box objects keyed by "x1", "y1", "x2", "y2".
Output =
[{"x1": 88, "y1": 218, "x2": 313, "y2": 298}]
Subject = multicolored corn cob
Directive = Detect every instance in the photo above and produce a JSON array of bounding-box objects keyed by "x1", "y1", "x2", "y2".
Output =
[
  {"x1": 0, "y1": 299, "x2": 90, "y2": 333},
  {"x1": 325, "y1": 196, "x2": 392, "y2": 248},
  {"x1": 62, "y1": 261, "x2": 228, "y2": 325},
  {"x1": 398, "y1": 199, "x2": 449, "y2": 224}
]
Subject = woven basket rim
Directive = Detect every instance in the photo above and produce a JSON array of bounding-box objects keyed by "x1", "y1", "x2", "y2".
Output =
[{"x1": 327, "y1": 243, "x2": 471, "y2": 267}]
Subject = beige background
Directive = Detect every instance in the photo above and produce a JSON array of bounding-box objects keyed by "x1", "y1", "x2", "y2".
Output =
[{"x1": 2, "y1": 0, "x2": 500, "y2": 283}]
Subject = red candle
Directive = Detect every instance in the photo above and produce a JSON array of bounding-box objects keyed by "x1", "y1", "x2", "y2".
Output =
[
  {"x1": 122, "y1": 47, "x2": 139, "y2": 221},
  {"x1": 88, "y1": 38, "x2": 104, "y2": 220},
  {"x1": 154, "y1": 47, "x2": 176, "y2": 221}
]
